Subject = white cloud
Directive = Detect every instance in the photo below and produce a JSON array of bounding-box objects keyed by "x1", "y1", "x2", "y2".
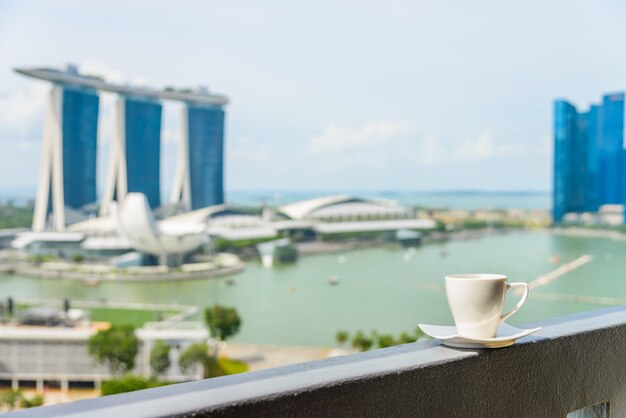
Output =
[
  {"x1": 308, "y1": 122, "x2": 531, "y2": 171},
  {"x1": 229, "y1": 137, "x2": 271, "y2": 162},
  {"x1": 0, "y1": 83, "x2": 48, "y2": 135},
  {"x1": 450, "y1": 130, "x2": 527, "y2": 162},
  {"x1": 81, "y1": 60, "x2": 126, "y2": 84},
  {"x1": 408, "y1": 132, "x2": 447, "y2": 165},
  {"x1": 307, "y1": 121, "x2": 415, "y2": 170},
  {"x1": 308, "y1": 121, "x2": 413, "y2": 155}
]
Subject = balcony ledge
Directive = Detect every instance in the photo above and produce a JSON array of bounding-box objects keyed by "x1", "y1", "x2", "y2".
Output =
[{"x1": 9, "y1": 305, "x2": 626, "y2": 417}]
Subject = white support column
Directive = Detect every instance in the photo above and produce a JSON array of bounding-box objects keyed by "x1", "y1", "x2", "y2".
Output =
[
  {"x1": 116, "y1": 99, "x2": 128, "y2": 208},
  {"x1": 101, "y1": 98, "x2": 128, "y2": 215},
  {"x1": 32, "y1": 90, "x2": 54, "y2": 231},
  {"x1": 170, "y1": 105, "x2": 191, "y2": 211},
  {"x1": 100, "y1": 100, "x2": 119, "y2": 216},
  {"x1": 32, "y1": 87, "x2": 65, "y2": 232},
  {"x1": 50, "y1": 88, "x2": 65, "y2": 231}
]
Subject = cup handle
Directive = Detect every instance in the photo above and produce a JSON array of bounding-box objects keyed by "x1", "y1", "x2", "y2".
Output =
[{"x1": 500, "y1": 282, "x2": 529, "y2": 323}]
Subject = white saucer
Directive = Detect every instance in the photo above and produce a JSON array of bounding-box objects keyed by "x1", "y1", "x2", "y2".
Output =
[{"x1": 418, "y1": 323, "x2": 542, "y2": 349}]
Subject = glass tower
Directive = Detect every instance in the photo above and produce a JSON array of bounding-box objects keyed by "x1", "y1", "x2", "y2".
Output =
[
  {"x1": 599, "y1": 93, "x2": 625, "y2": 205},
  {"x1": 61, "y1": 86, "x2": 99, "y2": 209},
  {"x1": 124, "y1": 97, "x2": 162, "y2": 208},
  {"x1": 187, "y1": 104, "x2": 225, "y2": 210},
  {"x1": 553, "y1": 92, "x2": 625, "y2": 223},
  {"x1": 553, "y1": 100, "x2": 577, "y2": 222},
  {"x1": 584, "y1": 105, "x2": 600, "y2": 212}
]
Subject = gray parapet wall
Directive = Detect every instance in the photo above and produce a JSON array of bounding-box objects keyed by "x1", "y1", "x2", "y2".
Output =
[{"x1": 8, "y1": 306, "x2": 626, "y2": 417}]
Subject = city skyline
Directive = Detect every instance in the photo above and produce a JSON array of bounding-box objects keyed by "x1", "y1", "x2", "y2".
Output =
[{"x1": 2, "y1": 1, "x2": 626, "y2": 194}]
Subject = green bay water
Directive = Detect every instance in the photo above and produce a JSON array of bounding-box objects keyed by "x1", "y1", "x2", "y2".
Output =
[{"x1": 0, "y1": 231, "x2": 625, "y2": 346}]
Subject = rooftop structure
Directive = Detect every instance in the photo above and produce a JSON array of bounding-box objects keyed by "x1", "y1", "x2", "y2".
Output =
[
  {"x1": 279, "y1": 195, "x2": 413, "y2": 221},
  {"x1": 14, "y1": 66, "x2": 227, "y2": 106}
]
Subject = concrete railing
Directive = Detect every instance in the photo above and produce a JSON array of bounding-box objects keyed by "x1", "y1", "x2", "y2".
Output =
[{"x1": 9, "y1": 306, "x2": 626, "y2": 417}]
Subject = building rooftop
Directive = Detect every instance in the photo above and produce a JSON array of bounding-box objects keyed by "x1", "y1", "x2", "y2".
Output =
[
  {"x1": 279, "y1": 195, "x2": 410, "y2": 220},
  {"x1": 15, "y1": 65, "x2": 228, "y2": 106}
]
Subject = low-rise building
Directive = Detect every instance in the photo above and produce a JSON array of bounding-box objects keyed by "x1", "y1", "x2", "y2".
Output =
[{"x1": 0, "y1": 322, "x2": 208, "y2": 392}]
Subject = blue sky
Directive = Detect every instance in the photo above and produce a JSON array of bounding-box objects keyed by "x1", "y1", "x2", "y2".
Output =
[{"x1": 1, "y1": 0, "x2": 625, "y2": 195}]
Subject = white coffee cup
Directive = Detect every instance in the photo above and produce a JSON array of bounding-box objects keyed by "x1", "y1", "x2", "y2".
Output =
[{"x1": 444, "y1": 274, "x2": 529, "y2": 339}]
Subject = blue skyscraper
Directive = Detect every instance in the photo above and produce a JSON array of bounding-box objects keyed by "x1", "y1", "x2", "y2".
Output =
[
  {"x1": 553, "y1": 92, "x2": 625, "y2": 223},
  {"x1": 123, "y1": 97, "x2": 162, "y2": 208},
  {"x1": 61, "y1": 86, "x2": 99, "y2": 209},
  {"x1": 599, "y1": 93, "x2": 625, "y2": 205},
  {"x1": 584, "y1": 105, "x2": 600, "y2": 212},
  {"x1": 187, "y1": 104, "x2": 225, "y2": 210},
  {"x1": 553, "y1": 100, "x2": 577, "y2": 222}
]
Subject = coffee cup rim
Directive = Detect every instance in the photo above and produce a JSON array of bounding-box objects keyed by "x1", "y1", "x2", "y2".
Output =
[{"x1": 445, "y1": 273, "x2": 507, "y2": 281}]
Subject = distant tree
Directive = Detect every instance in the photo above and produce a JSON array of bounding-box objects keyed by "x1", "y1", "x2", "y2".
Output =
[
  {"x1": 88, "y1": 324, "x2": 139, "y2": 375},
  {"x1": 20, "y1": 394, "x2": 44, "y2": 408},
  {"x1": 0, "y1": 390, "x2": 23, "y2": 410},
  {"x1": 360, "y1": 336, "x2": 373, "y2": 351},
  {"x1": 351, "y1": 331, "x2": 364, "y2": 350},
  {"x1": 398, "y1": 331, "x2": 415, "y2": 344},
  {"x1": 29, "y1": 255, "x2": 45, "y2": 265},
  {"x1": 351, "y1": 330, "x2": 373, "y2": 352},
  {"x1": 178, "y1": 342, "x2": 212, "y2": 379},
  {"x1": 377, "y1": 334, "x2": 397, "y2": 348},
  {"x1": 335, "y1": 330, "x2": 349, "y2": 346},
  {"x1": 72, "y1": 254, "x2": 85, "y2": 263},
  {"x1": 101, "y1": 375, "x2": 171, "y2": 396},
  {"x1": 205, "y1": 305, "x2": 241, "y2": 358},
  {"x1": 150, "y1": 340, "x2": 171, "y2": 377}
]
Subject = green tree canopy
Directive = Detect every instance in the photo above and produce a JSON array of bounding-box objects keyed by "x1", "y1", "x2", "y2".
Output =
[
  {"x1": 20, "y1": 394, "x2": 44, "y2": 409},
  {"x1": 0, "y1": 390, "x2": 23, "y2": 410},
  {"x1": 205, "y1": 305, "x2": 242, "y2": 342},
  {"x1": 377, "y1": 334, "x2": 397, "y2": 348},
  {"x1": 0, "y1": 390, "x2": 44, "y2": 410},
  {"x1": 335, "y1": 330, "x2": 349, "y2": 346},
  {"x1": 398, "y1": 331, "x2": 415, "y2": 344},
  {"x1": 88, "y1": 324, "x2": 139, "y2": 375},
  {"x1": 179, "y1": 342, "x2": 212, "y2": 378},
  {"x1": 150, "y1": 340, "x2": 171, "y2": 377},
  {"x1": 351, "y1": 330, "x2": 373, "y2": 352},
  {"x1": 101, "y1": 375, "x2": 171, "y2": 396}
]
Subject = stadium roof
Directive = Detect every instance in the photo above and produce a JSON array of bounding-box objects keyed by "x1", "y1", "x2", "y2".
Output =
[{"x1": 279, "y1": 195, "x2": 411, "y2": 220}]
